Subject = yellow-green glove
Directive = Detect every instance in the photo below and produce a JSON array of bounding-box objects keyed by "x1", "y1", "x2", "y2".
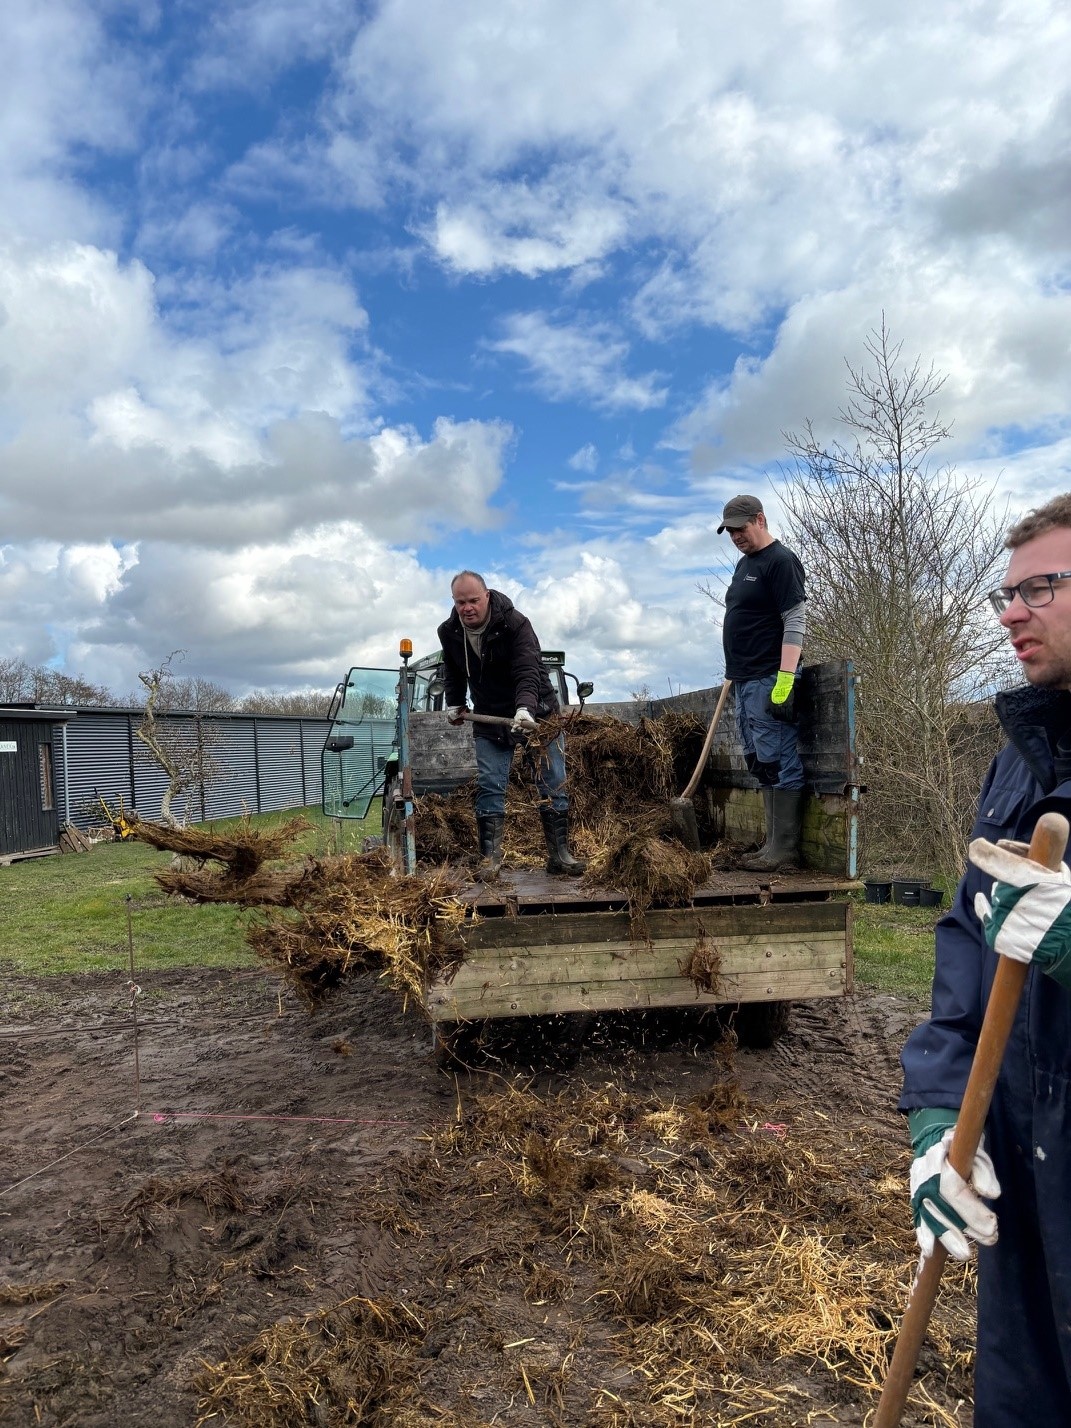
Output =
[{"x1": 771, "y1": 671, "x2": 796, "y2": 705}]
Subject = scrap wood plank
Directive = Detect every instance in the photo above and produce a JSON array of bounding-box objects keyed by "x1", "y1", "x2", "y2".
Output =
[
  {"x1": 58, "y1": 825, "x2": 92, "y2": 853},
  {"x1": 0, "y1": 846, "x2": 59, "y2": 866}
]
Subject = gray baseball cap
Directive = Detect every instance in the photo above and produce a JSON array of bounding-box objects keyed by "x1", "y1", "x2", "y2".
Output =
[{"x1": 717, "y1": 494, "x2": 764, "y2": 533}]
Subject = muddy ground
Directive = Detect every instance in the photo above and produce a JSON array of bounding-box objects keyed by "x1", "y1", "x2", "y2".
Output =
[{"x1": 0, "y1": 970, "x2": 973, "y2": 1427}]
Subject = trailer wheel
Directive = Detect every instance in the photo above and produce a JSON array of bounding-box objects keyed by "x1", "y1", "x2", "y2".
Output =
[{"x1": 733, "y1": 1000, "x2": 792, "y2": 1049}]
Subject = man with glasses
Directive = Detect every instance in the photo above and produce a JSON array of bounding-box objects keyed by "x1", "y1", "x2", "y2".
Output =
[
  {"x1": 718, "y1": 494, "x2": 807, "y2": 871},
  {"x1": 900, "y1": 493, "x2": 1071, "y2": 1425},
  {"x1": 438, "y1": 570, "x2": 585, "y2": 879}
]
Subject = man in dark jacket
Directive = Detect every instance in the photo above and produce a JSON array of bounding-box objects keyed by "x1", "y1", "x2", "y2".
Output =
[
  {"x1": 437, "y1": 570, "x2": 585, "y2": 878},
  {"x1": 900, "y1": 492, "x2": 1071, "y2": 1426}
]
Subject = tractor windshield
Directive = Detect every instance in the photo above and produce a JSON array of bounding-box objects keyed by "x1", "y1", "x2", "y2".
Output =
[{"x1": 321, "y1": 667, "x2": 403, "y2": 819}]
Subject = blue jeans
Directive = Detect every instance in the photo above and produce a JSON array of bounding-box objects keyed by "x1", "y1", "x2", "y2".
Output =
[
  {"x1": 735, "y1": 675, "x2": 804, "y2": 790},
  {"x1": 473, "y1": 734, "x2": 568, "y2": 817}
]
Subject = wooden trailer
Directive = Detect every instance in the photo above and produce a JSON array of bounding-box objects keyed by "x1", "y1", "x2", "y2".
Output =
[{"x1": 399, "y1": 661, "x2": 861, "y2": 1043}]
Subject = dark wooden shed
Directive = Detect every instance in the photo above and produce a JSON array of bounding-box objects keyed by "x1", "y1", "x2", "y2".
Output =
[{"x1": 0, "y1": 709, "x2": 74, "y2": 860}]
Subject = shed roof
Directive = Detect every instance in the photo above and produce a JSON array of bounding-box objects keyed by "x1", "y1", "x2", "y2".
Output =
[
  {"x1": 0, "y1": 707, "x2": 76, "y2": 721},
  {"x1": 0, "y1": 703, "x2": 327, "y2": 722}
]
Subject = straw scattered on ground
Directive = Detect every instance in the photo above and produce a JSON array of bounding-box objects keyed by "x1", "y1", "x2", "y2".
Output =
[{"x1": 189, "y1": 1044, "x2": 972, "y2": 1428}]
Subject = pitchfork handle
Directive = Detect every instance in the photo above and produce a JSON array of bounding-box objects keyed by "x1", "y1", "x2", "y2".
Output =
[{"x1": 457, "y1": 711, "x2": 525, "y2": 729}]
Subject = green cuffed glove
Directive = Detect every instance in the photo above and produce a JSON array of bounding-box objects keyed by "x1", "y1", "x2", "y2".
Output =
[
  {"x1": 970, "y1": 838, "x2": 1071, "y2": 988},
  {"x1": 770, "y1": 671, "x2": 796, "y2": 705},
  {"x1": 908, "y1": 1108, "x2": 1000, "y2": 1262}
]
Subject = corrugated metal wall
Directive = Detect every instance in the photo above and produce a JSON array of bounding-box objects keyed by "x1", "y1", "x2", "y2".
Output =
[
  {"x1": 322, "y1": 719, "x2": 397, "y2": 819},
  {"x1": 47, "y1": 711, "x2": 331, "y2": 829},
  {"x1": 201, "y1": 722, "x2": 258, "y2": 820},
  {"x1": 56, "y1": 712, "x2": 142, "y2": 826},
  {"x1": 302, "y1": 723, "x2": 322, "y2": 808},
  {"x1": 253, "y1": 719, "x2": 307, "y2": 812}
]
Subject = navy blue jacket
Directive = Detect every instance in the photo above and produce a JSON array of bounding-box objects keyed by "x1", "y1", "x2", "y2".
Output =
[
  {"x1": 900, "y1": 685, "x2": 1071, "y2": 1423},
  {"x1": 900, "y1": 684, "x2": 1071, "y2": 1110}
]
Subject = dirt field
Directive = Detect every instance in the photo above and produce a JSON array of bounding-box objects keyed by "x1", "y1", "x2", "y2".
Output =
[{"x1": 0, "y1": 970, "x2": 975, "y2": 1427}]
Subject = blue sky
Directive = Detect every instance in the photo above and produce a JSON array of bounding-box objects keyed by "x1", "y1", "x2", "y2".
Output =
[{"x1": 2, "y1": 0, "x2": 1070, "y2": 701}]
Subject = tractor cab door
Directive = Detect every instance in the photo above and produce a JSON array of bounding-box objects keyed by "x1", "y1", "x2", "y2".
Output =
[{"x1": 321, "y1": 667, "x2": 402, "y2": 820}]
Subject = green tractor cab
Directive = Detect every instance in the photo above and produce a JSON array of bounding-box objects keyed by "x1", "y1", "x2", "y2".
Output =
[{"x1": 409, "y1": 648, "x2": 591, "y2": 711}]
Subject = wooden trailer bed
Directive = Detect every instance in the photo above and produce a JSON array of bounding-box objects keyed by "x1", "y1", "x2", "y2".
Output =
[{"x1": 425, "y1": 868, "x2": 855, "y2": 1026}]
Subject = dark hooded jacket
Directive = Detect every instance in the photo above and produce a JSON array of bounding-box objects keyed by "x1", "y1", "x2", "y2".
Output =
[
  {"x1": 437, "y1": 589, "x2": 558, "y2": 745},
  {"x1": 899, "y1": 684, "x2": 1071, "y2": 1424},
  {"x1": 900, "y1": 684, "x2": 1071, "y2": 1111}
]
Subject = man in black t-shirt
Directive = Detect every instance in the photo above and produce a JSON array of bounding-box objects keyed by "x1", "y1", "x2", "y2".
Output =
[{"x1": 718, "y1": 494, "x2": 807, "y2": 871}]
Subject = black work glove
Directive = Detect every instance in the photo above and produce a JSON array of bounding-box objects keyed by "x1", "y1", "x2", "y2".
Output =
[{"x1": 767, "y1": 685, "x2": 797, "y2": 723}]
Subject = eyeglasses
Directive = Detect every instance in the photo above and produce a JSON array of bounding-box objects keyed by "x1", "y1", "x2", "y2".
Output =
[{"x1": 988, "y1": 571, "x2": 1071, "y2": 615}]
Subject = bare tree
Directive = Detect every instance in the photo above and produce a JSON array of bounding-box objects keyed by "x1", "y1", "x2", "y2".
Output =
[
  {"x1": 777, "y1": 318, "x2": 1013, "y2": 883},
  {"x1": 0, "y1": 657, "x2": 34, "y2": 702},
  {"x1": 130, "y1": 673, "x2": 235, "y2": 712},
  {"x1": 135, "y1": 654, "x2": 225, "y2": 827},
  {"x1": 0, "y1": 657, "x2": 115, "y2": 706},
  {"x1": 237, "y1": 688, "x2": 334, "y2": 716}
]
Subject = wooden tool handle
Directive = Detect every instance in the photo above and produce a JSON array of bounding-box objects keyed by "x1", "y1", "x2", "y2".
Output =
[
  {"x1": 458, "y1": 711, "x2": 520, "y2": 728},
  {"x1": 680, "y1": 679, "x2": 732, "y2": 801},
  {"x1": 873, "y1": 809, "x2": 1070, "y2": 1428}
]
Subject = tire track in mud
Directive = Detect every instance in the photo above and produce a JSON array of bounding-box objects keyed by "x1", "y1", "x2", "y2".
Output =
[{"x1": 747, "y1": 994, "x2": 927, "y2": 1138}]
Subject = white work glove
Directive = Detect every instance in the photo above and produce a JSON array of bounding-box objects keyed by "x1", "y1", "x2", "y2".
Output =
[
  {"x1": 909, "y1": 1125, "x2": 1000, "y2": 1262},
  {"x1": 446, "y1": 705, "x2": 467, "y2": 726},
  {"x1": 511, "y1": 707, "x2": 537, "y2": 735},
  {"x1": 970, "y1": 837, "x2": 1071, "y2": 987}
]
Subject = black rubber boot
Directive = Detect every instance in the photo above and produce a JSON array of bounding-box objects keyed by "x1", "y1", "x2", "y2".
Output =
[
  {"x1": 739, "y1": 787, "x2": 775, "y2": 870},
  {"x1": 539, "y1": 808, "x2": 586, "y2": 876},
  {"x1": 475, "y1": 813, "x2": 505, "y2": 877},
  {"x1": 744, "y1": 789, "x2": 804, "y2": 873}
]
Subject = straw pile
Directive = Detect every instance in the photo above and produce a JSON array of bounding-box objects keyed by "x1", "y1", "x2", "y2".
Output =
[
  {"x1": 245, "y1": 853, "x2": 468, "y2": 1008},
  {"x1": 584, "y1": 821, "x2": 713, "y2": 931},
  {"x1": 224, "y1": 845, "x2": 466, "y2": 1008},
  {"x1": 193, "y1": 1295, "x2": 443, "y2": 1428},
  {"x1": 415, "y1": 710, "x2": 720, "y2": 919},
  {"x1": 428, "y1": 1077, "x2": 973, "y2": 1426},
  {"x1": 128, "y1": 814, "x2": 466, "y2": 1007}
]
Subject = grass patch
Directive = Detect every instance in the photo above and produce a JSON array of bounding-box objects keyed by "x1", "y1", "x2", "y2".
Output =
[
  {"x1": 0, "y1": 805, "x2": 378, "y2": 977},
  {"x1": 852, "y1": 892, "x2": 953, "y2": 999}
]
